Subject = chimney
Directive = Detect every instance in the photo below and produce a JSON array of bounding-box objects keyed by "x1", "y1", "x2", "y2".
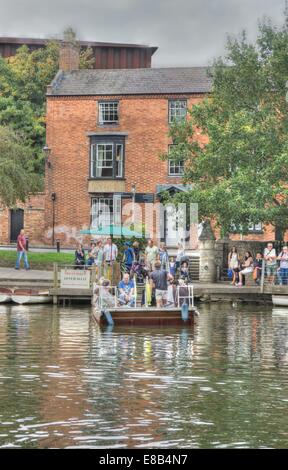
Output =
[{"x1": 59, "y1": 27, "x2": 80, "y2": 71}]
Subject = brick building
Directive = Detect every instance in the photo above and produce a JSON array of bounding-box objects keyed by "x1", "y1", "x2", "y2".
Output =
[
  {"x1": 1, "y1": 40, "x2": 286, "y2": 247},
  {"x1": 44, "y1": 41, "x2": 212, "y2": 247}
]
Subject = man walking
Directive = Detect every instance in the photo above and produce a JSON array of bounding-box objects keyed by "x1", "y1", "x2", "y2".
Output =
[{"x1": 15, "y1": 229, "x2": 30, "y2": 270}]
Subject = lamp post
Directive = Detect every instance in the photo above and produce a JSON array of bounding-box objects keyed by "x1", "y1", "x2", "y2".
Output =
[
  {"x1": 51, "y1": 192, "x2": 56, "y2": 246},
  {"x1": 131, "y1": 183, "x2": 136, "y2": 231}
]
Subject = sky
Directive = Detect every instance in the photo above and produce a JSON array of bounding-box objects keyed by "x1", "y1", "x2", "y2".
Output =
[{"x1": 0, "y1": 0, "x2": 285, "y2": 66}]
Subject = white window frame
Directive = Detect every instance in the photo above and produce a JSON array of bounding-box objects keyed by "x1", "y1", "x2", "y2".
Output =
[
  {"x1": 169, "y1": 100, "x2": 187, "y2": 124},
  {"x1": 115, "y1": 144, "x2": 123, "y2": 178},
  {"x1": 99, "y1": 101, "x2": 119, "y2": 125},
  {"x1": 248, "y1": 222, "x2": 263, "y2": 233},
  {"x1": 168, "y1": 144, "x2": 184, "y2": 176},
  {"x1": 91, "y1": 196, "x2": 122, "y2": 229}
]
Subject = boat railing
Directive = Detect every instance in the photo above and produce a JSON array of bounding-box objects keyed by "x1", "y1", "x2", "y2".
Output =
[
  {"x1": 176, "y1": 284, "x2": 194, "y2": 308},
  {"x1": 93, "y1": 281, "x2": 194, "y2": 310}
]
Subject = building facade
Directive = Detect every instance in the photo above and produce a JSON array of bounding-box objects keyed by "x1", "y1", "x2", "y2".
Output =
[{"x1": 44, "y1": 63, "x2": 211, "y2": 247}]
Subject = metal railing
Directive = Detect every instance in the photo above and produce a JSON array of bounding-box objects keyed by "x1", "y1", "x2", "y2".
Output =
[{"x1": 93, "y1": 281, "x2": 195, "y2": 310}]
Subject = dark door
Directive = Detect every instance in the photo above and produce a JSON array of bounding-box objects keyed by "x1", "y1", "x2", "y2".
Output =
[{"x1": 10, "y1": 209, "x2": 24, "y2": 243}]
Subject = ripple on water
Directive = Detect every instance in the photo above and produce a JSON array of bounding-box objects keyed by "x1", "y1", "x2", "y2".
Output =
[{"x1": 0, "y1": 303, "x2": 288, "y2": 448}]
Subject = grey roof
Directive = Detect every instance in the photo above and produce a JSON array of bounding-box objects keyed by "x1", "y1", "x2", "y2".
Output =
[
  {"x1": 48, "y1": 67, "x2": 212, "y2": 96},
  {"x1": 156, "y1": 184, "x2": 192, "y2": 194}
]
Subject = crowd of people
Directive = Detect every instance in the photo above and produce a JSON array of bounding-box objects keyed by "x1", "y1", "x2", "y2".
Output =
[
  {"x1": 83, "y1": 238, "x2": 192, "y2": 309},
  {"x1": 228, "y1": 242, "x2": 288, "y2": 286}
]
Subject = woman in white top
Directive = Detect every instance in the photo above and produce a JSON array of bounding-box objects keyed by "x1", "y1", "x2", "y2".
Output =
[
  {"x1": 228, "y1": 246, "x2": 240, "y2": 285},
  {"x1": 238, "y1": 251, "x2": 254, "y2": 287},
  {"x1": 176, "y1": 243, "x2": 185, "y2": 271}
]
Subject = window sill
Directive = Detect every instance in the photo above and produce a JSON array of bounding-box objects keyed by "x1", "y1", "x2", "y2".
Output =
[
  {"x1": 88, "y1": 177, "x2": 126, "y2": 181},
  {"x1": 98, "y1": 123, "x2": 119, "y2": 127}
]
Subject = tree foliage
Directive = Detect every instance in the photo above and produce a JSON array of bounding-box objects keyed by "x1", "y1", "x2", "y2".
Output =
[
  {"x1": 0, "y1": 30, "x2": 94, "y2": 178},
  {"x1": 162, "y1": 12, "x2": 288, "y2": 237},
  {"x1": 0, "y1": 126, "x2": 42, "y2": 207}
]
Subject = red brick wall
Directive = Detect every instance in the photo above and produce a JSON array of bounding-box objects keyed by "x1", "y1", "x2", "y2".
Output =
[
  {"x1": 44, "y1": 94, "x2": 205, "y2": 246},
  {"x1": 44, "y1": 94, "x2": 284, "y2": 247},
  {"x1": 0, "y1": 194, "x2": 45, "y2": 245}
]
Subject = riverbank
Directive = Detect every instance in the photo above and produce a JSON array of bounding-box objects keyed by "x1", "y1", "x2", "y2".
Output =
[{"x1": 1, "y1": 267, "x2": 287, "y2": 303}]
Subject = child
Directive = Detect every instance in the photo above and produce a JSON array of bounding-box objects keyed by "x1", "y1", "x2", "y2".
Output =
[
  {"x1": 169, "y1": 256, "x2": 176, "y2": 276},
  {"x1": 180, "y1": 261, "x2": 190, "y2": 283}
]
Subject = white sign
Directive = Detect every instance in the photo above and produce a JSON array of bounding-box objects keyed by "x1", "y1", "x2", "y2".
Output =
[{"x1": 60, "y1": 269, "x2": 91, "y2": 289}]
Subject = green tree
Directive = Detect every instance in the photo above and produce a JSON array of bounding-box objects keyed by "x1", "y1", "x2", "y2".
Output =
[
  {"x1": 162, "y1": 12, "x2": 288, "y2": 238},
  {"x1": 0, "y1": 126, "x2": 42, "y2": 207},
  {"x1": 0, "y1": 29, "x2": 94, "y2": 176}
]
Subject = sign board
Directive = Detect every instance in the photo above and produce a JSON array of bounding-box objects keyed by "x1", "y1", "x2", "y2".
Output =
[{"x1": 60, "y1": 269, "x2": 91, "y2": 289}]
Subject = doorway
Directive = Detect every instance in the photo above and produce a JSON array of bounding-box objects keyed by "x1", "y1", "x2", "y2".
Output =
[{"x1": 10, "y1": 209, "x2": 24, "y2": 243}]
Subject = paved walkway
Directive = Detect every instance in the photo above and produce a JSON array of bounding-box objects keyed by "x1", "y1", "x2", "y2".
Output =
[{"x1": 0, "y1": 267, "x2": 53, "y2": 281}]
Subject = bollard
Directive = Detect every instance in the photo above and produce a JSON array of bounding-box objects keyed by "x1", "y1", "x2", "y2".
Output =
[
  {"x1": 56, "y1": 239, "x2": 60, "y2": 253},
  {"x1": 25, "y1": 237, "x2": 29, "y2": 251}
]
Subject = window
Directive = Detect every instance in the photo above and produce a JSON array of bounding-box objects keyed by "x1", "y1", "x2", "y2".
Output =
[
  {"x1": 91, "y1": 195, "x2": 122, "y2": 229},
  {"x1": 169, "y1": 100, "x2": 187, "y2": 124},
  {"x1": 248, "y1": 223, "x2": 263, "y2": 233},
  {"x1": 230, "y1": 223, "x2": 263, "y2": 233},
  {"x1": 99, "y1": 101, "x2": 119, "y2": 125},
  {"x1": 168, "y1": 145, "x2": 184, "y2": 176},
  {"x1": 116, "y1": 144, "x2": 123, "y2": 178},
  {"x1": 90, "y1": 138, "x2": 125, "y2": 179}
]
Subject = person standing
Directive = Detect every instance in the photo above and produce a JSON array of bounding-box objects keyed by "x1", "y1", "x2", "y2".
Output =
[
  {"x1": 264, "y1": 242, "x2": 277, "y2": 284},
  {"x1": 145, "y1": 239, "x2": 159, "y2": 272},
  {"x1": 95, "y1": 239, "x2": 104, "y2": 277},
  {"x1": 176, "y1": 243, "x2": 185, "y2": 272},
  {"x1": 103, "y1": 237, "x2": 118, "y2": 264},
  {"x1": 277, "y1": 246, "x2": 288, "y2": 286},
  {"x1": 74, "y1": 243, "x2": 86, "y2": 269},
  {"x1": 123, "y1": 242, "x2": 134, "y2": 273},
  {"x1": 15, "y1": 229, "x2": 30, "y2": 270},
  {"x1": 150, "y1": 260, "x2": 168, "y2": 308},
  {"x1": 132, "y1": 240, "x2": 141, "y2": 263},
  {"x1": 158, "y1": 242, "x2": 169, "y2": 271},
  {"x1": 103, "y1": 237, "x2": 118, "y2": 283},
  {"x1": 228, "y1": 246, "x2": 240, "y2": 285}
]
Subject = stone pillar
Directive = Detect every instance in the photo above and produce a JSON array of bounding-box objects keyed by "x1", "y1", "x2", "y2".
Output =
[{"x1": 199, "y1": 220, "x2": 217, "y2": 283}]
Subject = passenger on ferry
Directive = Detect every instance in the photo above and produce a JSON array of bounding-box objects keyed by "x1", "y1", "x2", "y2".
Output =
[
  {"x1": 118, "y1": 273, "x2": 136, "y2": 307},
  {"x1": 150, "y1": 260, "x2": 168, "y2": 308}
]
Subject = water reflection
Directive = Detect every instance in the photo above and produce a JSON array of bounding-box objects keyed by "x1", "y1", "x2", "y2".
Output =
[{"x1": 0, "y1": 303, "x2": 287, "y2": 448}]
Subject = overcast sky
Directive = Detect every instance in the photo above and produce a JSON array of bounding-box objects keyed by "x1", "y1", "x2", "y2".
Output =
[{"x1": 0, "y1": 0, "x2": 285, "y2": 66}]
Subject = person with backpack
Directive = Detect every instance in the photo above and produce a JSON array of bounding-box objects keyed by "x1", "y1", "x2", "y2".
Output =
[{"x1": 122, "y1": 241, "x2": 134, "y2": 273}]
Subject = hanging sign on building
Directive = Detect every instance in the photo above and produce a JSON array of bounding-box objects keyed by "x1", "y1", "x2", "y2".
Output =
[{"x1": 60, "y1": 269, "x2": 91, "y2": 289}]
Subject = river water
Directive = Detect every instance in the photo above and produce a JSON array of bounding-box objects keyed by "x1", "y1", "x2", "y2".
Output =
[{"x1": 0, "y1": 302, "x2": 287, "y2": 449}]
